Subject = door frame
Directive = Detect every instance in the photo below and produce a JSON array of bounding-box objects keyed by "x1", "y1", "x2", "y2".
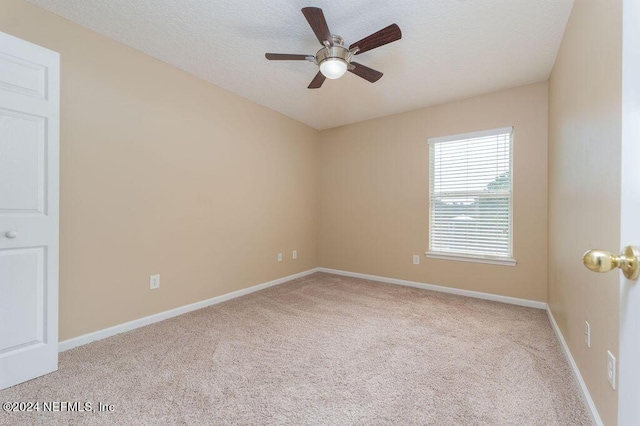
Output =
[{"x1": 618, "y1": 0, "x2": 640, "y2": 423}]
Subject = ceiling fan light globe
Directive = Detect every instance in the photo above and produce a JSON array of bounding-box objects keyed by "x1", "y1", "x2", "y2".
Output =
[{"x1": 320, "y1": 59, "x2": 347, "y2": 79}]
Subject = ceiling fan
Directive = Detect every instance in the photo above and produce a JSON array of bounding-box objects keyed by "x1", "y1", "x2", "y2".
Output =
[{"x1": 265, "y1": 7, "x2": 402, "y2": 89}]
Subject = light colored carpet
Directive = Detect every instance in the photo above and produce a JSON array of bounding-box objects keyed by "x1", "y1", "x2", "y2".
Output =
[{"x1": 1, "y1": 272, "x2": 591, "y2": 425}]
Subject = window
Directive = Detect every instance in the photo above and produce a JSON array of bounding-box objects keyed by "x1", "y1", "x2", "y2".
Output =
[{"x1": 427, "y1": 127, "x2": 515, "y2": 266}]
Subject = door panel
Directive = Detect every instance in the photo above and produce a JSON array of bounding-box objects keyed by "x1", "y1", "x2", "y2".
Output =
[
  {"x1": 0, "y1": 108, "x2": 46, "y2": 213},
  {"x1": 0, "y1": 52, "x2": 47, "y2": 99},
  {"x1": 0, "y1": 31, "x2": 59, "y2": 390},
  {"x1": 0, "y1": 248, "x2": 44, "y2": 353}
]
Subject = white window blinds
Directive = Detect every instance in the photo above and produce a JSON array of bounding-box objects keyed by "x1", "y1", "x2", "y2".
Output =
[{"x1": 428, "y1": 127, "x2": 513, "y2": 262}]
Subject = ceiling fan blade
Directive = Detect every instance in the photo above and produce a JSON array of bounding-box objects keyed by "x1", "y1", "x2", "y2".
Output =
[
  {"x1": 265, "y1": 53, "x2": 313, "y2": 61},
  {"x1": 349, "y1": 24, "x2": 402, "y2": 55},
  {"x1": 302, "y1": 7, "x2": 333, "y2": 46},
  {"x1": 308, "y1": 71, "x2": 326, "y2": 89},
  {"x1": 348, "y1": 62, "x2": 383, "y2": 83}
]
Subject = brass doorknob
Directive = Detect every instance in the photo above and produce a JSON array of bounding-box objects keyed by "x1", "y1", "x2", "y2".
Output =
[{"x1": 582, "y1": 246, "x2": 640, "y2": 280}]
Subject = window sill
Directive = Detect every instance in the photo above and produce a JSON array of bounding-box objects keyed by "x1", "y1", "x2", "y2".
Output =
[{"x1": 425, "y1": 251, "x2": 517, "y2": 267}]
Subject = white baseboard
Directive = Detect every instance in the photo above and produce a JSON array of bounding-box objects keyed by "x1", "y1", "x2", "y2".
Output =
[
  {"x1": 59, "y1": 268, "x2": 321, "y2": 352},
  {"x1": 546, "y1": 307, "x2": 603, "y2": 426},
  {"x1": 60, "y1": 266, "x2": 545, "y2": 352},
  {"x1": 317, "y1": 267, "x2": 547, "y2": 309}
]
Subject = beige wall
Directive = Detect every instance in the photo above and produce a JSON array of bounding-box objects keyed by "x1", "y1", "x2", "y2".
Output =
[
  {"x1": 548, "y1": 1, "x2": 622, "y2": 424},
  {"x1": 0, "y1": 0, "x2": 320, "y2": 341},
  {"x1": 319, "y1": 83, "x2": 548, "y2": 302}
]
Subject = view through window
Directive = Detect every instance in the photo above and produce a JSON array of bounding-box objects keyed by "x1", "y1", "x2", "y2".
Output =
[{"x1": 428, "y1": 127, "x2": 514, "y2": 263}]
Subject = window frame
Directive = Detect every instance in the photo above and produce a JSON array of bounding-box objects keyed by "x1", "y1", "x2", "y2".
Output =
[{"x1": 426, "y1": 127, "x2": 516, "y2": 266}]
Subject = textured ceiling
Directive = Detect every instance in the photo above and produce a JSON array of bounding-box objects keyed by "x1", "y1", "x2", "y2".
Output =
[{"x1": 26, "y1": 0, "x2": 573, "y2": 130}]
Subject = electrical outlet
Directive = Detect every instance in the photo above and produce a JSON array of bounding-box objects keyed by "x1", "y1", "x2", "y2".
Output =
[
  {"x1": 412, "y1": 255, "x2": 420, "y2": 265},
  {"x1": 607, "y1": 351, "x2": 616, "y2": 390},
  {"x1": 277, "y1": 253, "x2": 283, "y2": 262},
  {"x1": 150, "y1": 274, "x2": 160, "y2": 290},
  {"x1": 585, "y1": 321, "x2": 591, "y2": 348},
  {"x1": 292, "y1": 250, "x2": 298, "y2": 260}
]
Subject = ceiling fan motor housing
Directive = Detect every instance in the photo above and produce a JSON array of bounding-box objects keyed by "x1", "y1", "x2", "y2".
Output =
[
  {"x1": 315, "y1": 35, "x2": 354, "y2": 74},
  {"x1": 316, "y1": 45, "x2": 352, "y2": 64}
]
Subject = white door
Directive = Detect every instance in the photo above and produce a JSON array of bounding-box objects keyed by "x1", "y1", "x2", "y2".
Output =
[
  {"x1": 0, "y1": 32, "x2": 60, "y2": 390},
  {"x1": 618, "y1": 0, "x2": 640, "y2": 423}
]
